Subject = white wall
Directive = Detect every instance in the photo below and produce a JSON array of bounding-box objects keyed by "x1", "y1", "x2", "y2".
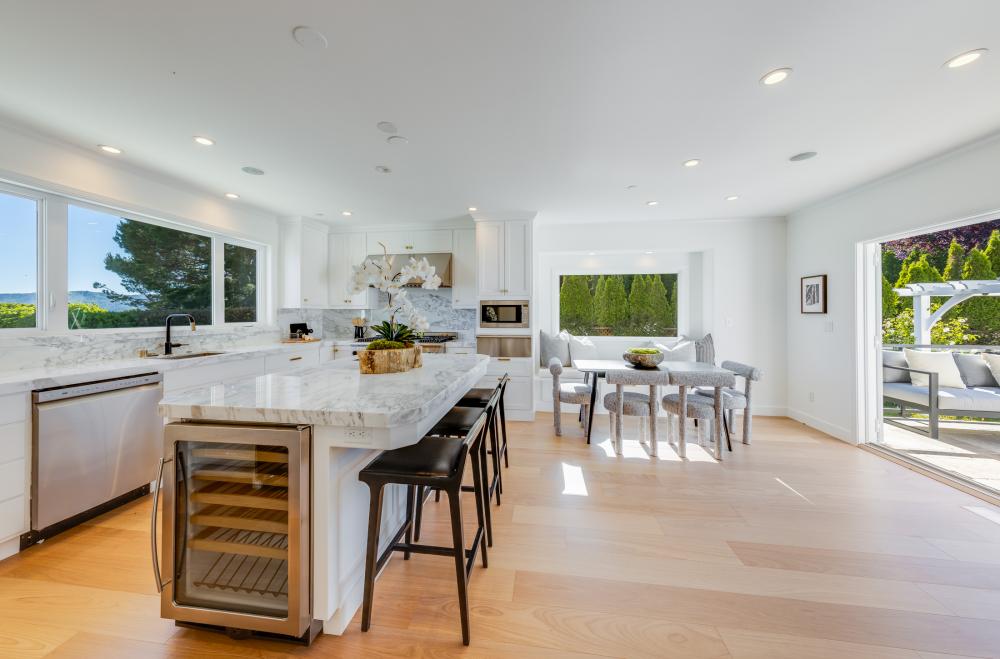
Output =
[
  {"x1": 787, "y1": 132, "x2": 1000, "y2": 442},
  {"x1": 534, "y1": 217, "x2": 788, "y2": 415}
]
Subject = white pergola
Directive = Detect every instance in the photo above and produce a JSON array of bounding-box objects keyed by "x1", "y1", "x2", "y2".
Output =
[{"x1": 895, "y1": 279, "x2": 1000, "y2": 344}]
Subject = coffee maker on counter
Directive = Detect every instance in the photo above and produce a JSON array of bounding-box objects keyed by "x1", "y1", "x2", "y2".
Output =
[
  {"x1": 289, "y1": 323, "x2": 314, "y2": 340},
  {"x1": 351, "y1": 317, "x2": 367, "y2": 340}
]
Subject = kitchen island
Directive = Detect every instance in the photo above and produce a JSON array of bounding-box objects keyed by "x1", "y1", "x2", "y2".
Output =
[{"x1": 158, "y1": 353, "x2": 490, "y2": 636}]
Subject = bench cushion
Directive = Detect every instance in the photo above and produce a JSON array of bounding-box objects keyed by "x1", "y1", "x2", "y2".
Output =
[{"x1": 883, "y1": 383, "x2": 1000, "y2": 412}]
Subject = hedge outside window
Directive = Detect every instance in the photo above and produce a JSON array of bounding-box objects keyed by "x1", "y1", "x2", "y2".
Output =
[
  {"x1": 0, "y1": 191, "x2": 38, "y2": 329},
  {"x1": 559, "y1": 273, "x2": 678, "y2": 337},
  {"x1": 67, "y1": 205, "x2": 212, "y2": 329},
  {"x1": 224, "y1": 243, "x2": 257, "y2": 322}
]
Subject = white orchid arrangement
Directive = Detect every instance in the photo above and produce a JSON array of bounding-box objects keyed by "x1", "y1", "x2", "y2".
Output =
[{"x1": 349, "y1": 243, "x2": 442, "y2": 343}]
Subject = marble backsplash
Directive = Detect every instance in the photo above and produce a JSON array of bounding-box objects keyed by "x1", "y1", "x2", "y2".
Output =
[
  {"x1": 0, "y1": 324, "x2": 282, "y2": 372},
  {"x1": 279, "y1": 288, "x2": 476, "y2": 341}
]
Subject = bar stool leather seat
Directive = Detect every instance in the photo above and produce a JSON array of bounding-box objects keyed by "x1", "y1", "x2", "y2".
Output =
[
  {"x1": 429, "y1": 407, "x2": 485, "y2": 437},
  {"x1": 363, "y1": 437, "x2": 465, "y2": 478}
]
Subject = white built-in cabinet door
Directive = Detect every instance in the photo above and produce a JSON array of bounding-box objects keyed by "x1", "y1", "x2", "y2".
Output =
[
  {"x1": 504, "y1": 220, "x2": 531, "y2": 297},
  {"x1": 476, "y1": 221, "x2": 506, "y2": 298},
  {"x1": 329, "y1": 233, "x2": 369, "y2": 308},
  {"x1": 452, "y1": 228, "x2": 476, "y2": 308},
  {"x1": 300, "y1": 222, "x2": 329, "y2": 308},
  {"x1": 365, "y1": 231, "x2": 401, "y2": 255},
  {"x1": 366, "y1": 229, "x2": 453, "y2": 255}
]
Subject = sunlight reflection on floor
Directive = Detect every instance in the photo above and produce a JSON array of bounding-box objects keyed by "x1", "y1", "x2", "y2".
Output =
[{"x1": 560, "y1": 462, "x2": 589, "y2": 496}]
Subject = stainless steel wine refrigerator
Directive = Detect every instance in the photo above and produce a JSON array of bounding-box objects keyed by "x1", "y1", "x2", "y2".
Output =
[{"x1": 153, "y1": 422, "x2": 318, "y2": 642}]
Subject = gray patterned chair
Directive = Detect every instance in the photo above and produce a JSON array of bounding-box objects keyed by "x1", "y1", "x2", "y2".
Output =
[
  {"x1": 603, "y1": 369, "x2": 669, "y2": 456},
  {"x1": 692, "y1": 361, "x2": 762, "y2": 445},
  {"x1": 662, "y1": 368, "x2": 734, "y2": 460},
  {"x1": 549, "y1": 357, "x2": 593, "y2": 437}
]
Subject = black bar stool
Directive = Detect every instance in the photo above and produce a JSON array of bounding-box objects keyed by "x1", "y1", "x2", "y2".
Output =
[
  {"x1": 458, "y1": 374, "x2": 511, "y2": 473},
  {"x1": 358, "y1": 397, "x2": 495, "y2": 646}
]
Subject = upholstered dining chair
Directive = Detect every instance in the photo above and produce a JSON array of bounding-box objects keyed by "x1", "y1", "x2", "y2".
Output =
[
  {"x1": 549, "y1": 358, "x2": 593, "y2": 436},
  {"x1": 603, "y1": 368, "x2": 669, "y2": 456},
  {"x1": 662, "y1": 368, "x2": 734, "y2": 460},
  {"x1": 693, "y1": 360, "x2": 762, "y2": 444}
]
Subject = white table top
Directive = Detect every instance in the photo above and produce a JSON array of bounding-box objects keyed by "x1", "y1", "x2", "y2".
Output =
[{"x1": 159, "y1": 353, "x2": 490, "y2": 428}]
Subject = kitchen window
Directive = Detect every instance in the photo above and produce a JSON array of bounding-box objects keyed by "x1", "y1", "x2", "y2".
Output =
[
  {"x1": 559, "y1": 273, "x2": 679, "y2": 337},
  {"x1": 224, "y1": 243, "x2": 258, "y2": 323},
  {"x1": 0, "y1": 190, "x2": 39, "y2": 329},
  {"x1": 68, "y1": 205, "x2": 212, "y2": 329}
]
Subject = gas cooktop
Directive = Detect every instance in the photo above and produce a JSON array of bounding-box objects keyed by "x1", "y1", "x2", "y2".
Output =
[{"x1": 355, "y1": 333, "x2": 456, "y2": 344}]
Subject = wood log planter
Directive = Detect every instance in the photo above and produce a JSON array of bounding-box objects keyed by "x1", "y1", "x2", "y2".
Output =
[{"x1": 358, "y1": 344, "x2": 422, "y2": 374}]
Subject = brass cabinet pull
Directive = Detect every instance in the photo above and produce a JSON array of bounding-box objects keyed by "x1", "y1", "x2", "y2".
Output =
[
  {"x1": 290, "y1": 356, "x2": 303, "y2": 361},
  {"x1": 497, "y1": 357, "x2": 511, "y2": 361}
]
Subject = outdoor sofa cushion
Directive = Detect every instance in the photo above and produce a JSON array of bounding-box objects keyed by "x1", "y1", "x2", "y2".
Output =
[
  {"x1": 883, "y1": 383, "x2": 1000, "y2": 412},
  {"x1": 954, "y1": 353, "x2": 998, "y2": 387},
  {"x1": 882, "y1": 350, "x2": 910, "y2": 383},
  {"x1": 903, "y1": 349, "x2": 966, "y2": 388}
]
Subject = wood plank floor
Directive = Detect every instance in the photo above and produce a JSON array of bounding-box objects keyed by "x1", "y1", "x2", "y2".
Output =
[{"x1": 2, "y1": 414, "x2": 1000, "y2": 657}]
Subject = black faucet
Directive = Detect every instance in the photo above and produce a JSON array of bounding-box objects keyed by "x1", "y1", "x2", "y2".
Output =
[{"x1": 164, "y1": 314, "x2": 196, "y2": 355}]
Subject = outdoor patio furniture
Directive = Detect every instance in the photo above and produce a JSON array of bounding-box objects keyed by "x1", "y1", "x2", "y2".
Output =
[{"x1": 549, "y1": 357, "x2": 593, "y2": 437}]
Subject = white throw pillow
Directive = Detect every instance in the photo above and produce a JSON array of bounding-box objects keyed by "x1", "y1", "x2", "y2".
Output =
[
  {"x1": 567, "y1": 334, "x2": 599, "y2": 364},
  {"x1": 645, "y1": 339, "x2": 695, "y2": 362},
  {"x1": 903, "y1": 349, "x2": 966, "y2": 389},
  {"x1": 980, "y1": 353, "x2": 1000, "y2": 388}
]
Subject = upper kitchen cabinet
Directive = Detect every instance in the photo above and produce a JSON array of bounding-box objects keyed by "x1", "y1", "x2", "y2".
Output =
[
  {"x1": 280, "y1": 217, "x2": 329, "y2": 309},
  {"x1": 475, "y1": 219, "x2": 531, "y2": 298},
  {"x1": 365, "y1": 229, "x2": 453, "y2": 255},
  {"x1": 451, "y1": 228, "x2": 476, "y2": 309},
  {"x1": 329, "y1": 232, "x2": 369, "y2": 309}
]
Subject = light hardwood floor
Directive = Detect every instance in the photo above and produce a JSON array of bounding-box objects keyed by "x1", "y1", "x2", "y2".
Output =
[{"x1": 2, "y1": 414, "x2": 1000, "y2": 658}]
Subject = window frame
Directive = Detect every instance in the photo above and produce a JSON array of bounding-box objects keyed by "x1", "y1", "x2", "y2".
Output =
[{"x1": 0, "y1": 180, "x2": 267, "y2": 335}]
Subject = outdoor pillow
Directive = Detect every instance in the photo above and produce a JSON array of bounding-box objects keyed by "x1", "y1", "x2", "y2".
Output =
[
  {"x1": 567, "y1": 333, "x2": 599, "y2": 363},
  {"x1": 540, "y1": 329, "x2": 571, "y2": 367},
  {"x1": 954, "y1": 352, "x2": 998, "y2": 387},
  {"x1": 980, "y1": 353, "x2": 1000, "y2": 388},
  {"x1": 645, "y1": 339, "x2": 695, "y2": 362},
  {"x1": 882, "y1": 349, "x2": 910, "y2": 383},
  {"x1": 903, "y1": 349, "x2": 966, "y2": 389}
]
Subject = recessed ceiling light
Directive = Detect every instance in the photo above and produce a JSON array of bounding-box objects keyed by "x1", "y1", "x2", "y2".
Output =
[
  {"x1": 789, "y1": 151, "x2": 817, "y2": 162},
  {"x1": 193, "y1": 136, "x2": 214, "y2": 146},
  {"x1": 241, "y1": 166, "x2": 265, "y2": 176},
  {"x1": 587, "y1": 252, "x2": 596, "y2": 256},
  {"x1": 341, "y1": 210, "x2": 352, "y2": 217},
  {"x1": 374, "y1": 165, "x2": 392, "y2": 174},
  {"x1": 224, "y1": 192, "x2": 239, "y2": 199},
  {"x1": 376, "y1": 121, "x2": 397, "y2": 134},
  {"x1": 945, "y1": 48, "x2": 988, "y2": 69},
  {"x1": 386, "y1": 135, "x2": 408, "y2": 145},
  {"x1": 98, "y1": 144, "x2": 122, "y2": 154},
  {"x1": 760, "y1": 67, "x2": 792, "y2": 85},
  {"x1": 682, "y1": 159, "x2": 701, "y2": 168},
  {"x1": 646, "y1": 200, "x2": 659, "y2": 206},
  {"x1": 467, "y1": 207, "x2": 478, "y2": 212},
  {"x1": 726, "y1": 195, "x2": 740, "y2": 201},
  {"x1": 291, "y1": 26, "x2": 328, "y2": 50}
]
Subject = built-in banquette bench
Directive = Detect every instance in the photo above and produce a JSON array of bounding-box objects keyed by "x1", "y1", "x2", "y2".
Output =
[{"x1": 882, "y1": 346, "x2": 1000, "y2": 438}]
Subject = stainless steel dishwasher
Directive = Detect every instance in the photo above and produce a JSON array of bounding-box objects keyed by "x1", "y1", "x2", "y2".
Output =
[{"x1": 24, "y1": 372, "x2": 163, "y2": 547}]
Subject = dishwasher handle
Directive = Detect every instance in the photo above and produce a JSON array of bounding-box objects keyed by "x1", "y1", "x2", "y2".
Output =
[{"x1": 151, "y1": 456, "x2": 173, "y2": 593}]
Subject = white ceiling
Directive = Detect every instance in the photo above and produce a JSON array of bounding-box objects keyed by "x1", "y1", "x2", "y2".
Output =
[{"x1": 1, "y1": 0, "x2": 999, "y2": 226}]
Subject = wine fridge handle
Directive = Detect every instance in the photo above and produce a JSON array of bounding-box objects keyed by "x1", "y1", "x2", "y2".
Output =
[{"x1": 151, "y1": 456, "x2": 173, "y2": 593}]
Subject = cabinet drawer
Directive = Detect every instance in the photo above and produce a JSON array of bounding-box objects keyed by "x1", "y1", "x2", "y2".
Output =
[
  {"x1": 0, "y1": 394, "x2": 27, "y2": 426},
  {"x1": 164, "y1": 358, "x2": 264, "y2": 393},
  {"x1": 446, "y1": 346, "x2": 474, "y2": 355},
  {"x1": 486, "y1": 357, "x2": 532, "y2": 377},
  {"x1": 265, "y1": 348, "x2": 320, "y2": 372},
  {"x1": 0, "y1": 495, "x2": 26, "y2": 541},
  {"x1": 0, "y1": 459, "x2": 25, "y2": 502},
  {"x1": 0, "y1": 421, "x2": 26, "y2": 464},
  {"x1": 478, "y1": 375, "x2": 532, "y2": 410}
]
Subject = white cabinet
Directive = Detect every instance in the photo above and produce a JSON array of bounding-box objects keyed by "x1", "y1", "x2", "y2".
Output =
[
  {"x1": 0, "y1": 393, "x2": 28, "y2": 543},
  {"x1": 264, "y1": 345, "x2": 321, "y2": 373},
  {"x1": 452, "y1": 228, "x2": 476, "y2": 309},
  {"x1": 329, "y1": 232, "x2": 369, "y2": 308},
  {"x1": 163, "y1": 358, "x2": 266, "y2": 394},
  {"x1": 366, "y1": 229, "x2": 453, "y2": 255},
  {"x1": 476, "y1": 219, "x2": 530, "y2": 298},
  {"x1": 280, "y1": 218, "x2": 329, "y2": 308}
]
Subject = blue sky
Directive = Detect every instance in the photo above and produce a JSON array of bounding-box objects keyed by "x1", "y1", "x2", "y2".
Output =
[{"x1": 0, "y1": 193, "x2": 126, "y2": 295}]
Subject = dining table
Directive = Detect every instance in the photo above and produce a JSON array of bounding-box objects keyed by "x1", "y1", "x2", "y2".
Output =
[{"x1": 572, "y1": 358, "x2": 736, "y2": 451}]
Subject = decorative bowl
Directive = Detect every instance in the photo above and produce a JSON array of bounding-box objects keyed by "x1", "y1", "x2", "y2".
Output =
[{"x1": 623, "y1": 350, "x2": 663, "y2": 369}]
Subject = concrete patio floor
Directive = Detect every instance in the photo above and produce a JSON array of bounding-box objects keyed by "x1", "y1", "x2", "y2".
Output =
[{"x1": 882, "y1": 418, "x2": 1000, "y2": 493}]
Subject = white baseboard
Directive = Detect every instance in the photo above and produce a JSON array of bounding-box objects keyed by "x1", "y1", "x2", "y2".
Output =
[{"x1": 787, "y1": 408, "x2": 855, "y2": 443}]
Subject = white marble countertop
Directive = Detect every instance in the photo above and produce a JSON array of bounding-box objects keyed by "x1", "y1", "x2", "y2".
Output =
[
  {"x1": 0, "y1": 340, "x2": 336, "y2": 396},
  {"x1": 159, "y1": 353, "x2": 490, "y2": 428}
]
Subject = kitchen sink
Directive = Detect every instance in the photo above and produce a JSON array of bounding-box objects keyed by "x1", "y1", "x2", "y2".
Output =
[{"x1": 154, "y1": 351, "x2": 225, "y2": 360}]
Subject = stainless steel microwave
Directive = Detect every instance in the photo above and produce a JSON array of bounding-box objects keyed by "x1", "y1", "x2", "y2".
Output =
[{"x1": 479, "y1": 300, "x2": 529, "y2": 329}]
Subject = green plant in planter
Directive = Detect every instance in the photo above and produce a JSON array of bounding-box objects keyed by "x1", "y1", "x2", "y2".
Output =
[
  {"x1": 366, "y1": 339, "x2": 406, "y2": 351},
  {"x1": 628, "y1": 347, "x2": 660, "y2": 355},
  {"x1": 370, "y1": 320, "x2": 417, "y2": 345}
]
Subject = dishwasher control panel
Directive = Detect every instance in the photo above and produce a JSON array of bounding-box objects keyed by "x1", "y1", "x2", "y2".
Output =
[{"x1": 33, "y1": 372, "x2": 162, "y2": 403}]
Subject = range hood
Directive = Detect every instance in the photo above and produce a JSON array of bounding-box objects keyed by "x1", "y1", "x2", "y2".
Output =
[{"x1": 365, "y1": 252, "x2": 452, "y2": 288}]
